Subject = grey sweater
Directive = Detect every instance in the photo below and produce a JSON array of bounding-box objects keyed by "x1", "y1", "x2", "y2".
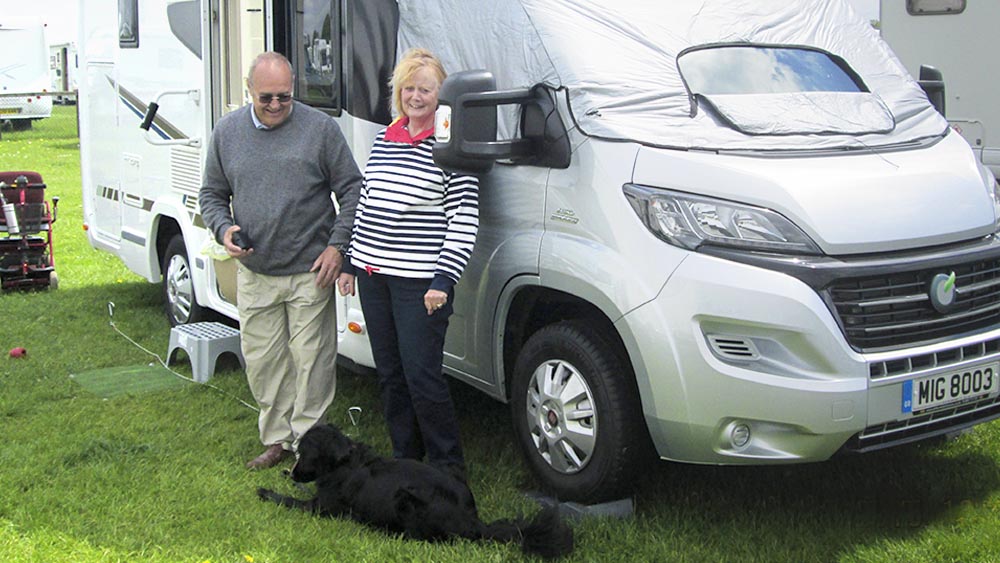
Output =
[{"x1": 199, "y1": 102, "x2": 362, "y2": 276}]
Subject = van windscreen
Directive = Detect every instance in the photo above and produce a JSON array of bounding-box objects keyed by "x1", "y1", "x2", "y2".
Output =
[
  {"x1": 676, "y1": 45, "x2": 893, "y2": 136},
  {"x1": 678, "y1": 46, "x2": 865, "y2": 95}
]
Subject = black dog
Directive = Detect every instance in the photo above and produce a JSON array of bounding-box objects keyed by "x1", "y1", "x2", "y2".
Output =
[{"x1": 257, "y1": 424, "x2": 574, "y2": 559}]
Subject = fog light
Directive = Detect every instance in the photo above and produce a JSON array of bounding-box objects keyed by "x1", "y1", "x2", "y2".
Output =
[{"x1": 730, "y1": 423, "x2": 751, "y2": 448}]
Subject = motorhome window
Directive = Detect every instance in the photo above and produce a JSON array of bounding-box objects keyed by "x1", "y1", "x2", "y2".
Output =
[
  {"x1": 907, "y1": 0, "x2": 966, "y2": 15},
  {"x1": 346, "y1": 0, "x2": 398, "y2": 125},
  {"x1": 118, "y1": 0, "x2": 138, "y2": 48},
  {"x1": 168, "y1": 1, "x2": 201, "y2": 58},
  {"x1": 678, "y1": 46, "x2": 865, "y2": 96},
  {"x1": 290, "y1": 0, "x2": 342, "y2": 109}
]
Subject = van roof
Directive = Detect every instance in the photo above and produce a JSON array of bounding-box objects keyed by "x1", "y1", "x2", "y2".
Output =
[{"x1": 400, "y1": 0, "x2": 947, "y2": 152}]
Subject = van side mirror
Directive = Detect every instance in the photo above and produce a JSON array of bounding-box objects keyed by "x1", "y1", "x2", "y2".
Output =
[
  {"x1": 918, "y1": 64, "x2": 946, "y2": 117},
  {"x1": 433, "y1": 70, "x2": 571, "y2": 175}
]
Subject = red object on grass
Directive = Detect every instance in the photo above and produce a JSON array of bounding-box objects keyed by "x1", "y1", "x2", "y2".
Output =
[{"x1": 9, "y1": 347, "x2": 26, "y2": 358}]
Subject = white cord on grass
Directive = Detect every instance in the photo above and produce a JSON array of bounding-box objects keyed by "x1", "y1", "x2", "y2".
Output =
[{"x1": 106, "y1": 302, "x2": 260, "y2": 412}]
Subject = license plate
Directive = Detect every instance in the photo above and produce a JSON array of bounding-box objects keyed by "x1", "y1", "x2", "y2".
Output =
[
  {"x1": 0, "y1": 108, "x2": 22, "y2": 115},
  {"x1": 902, "y1": 362, "x2": 999, "y2": 413}
]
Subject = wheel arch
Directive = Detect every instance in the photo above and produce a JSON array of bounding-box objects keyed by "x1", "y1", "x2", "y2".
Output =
[
  {"x1": 153, "y1": 215, "x2": 182, "y2": 280},
  {"x1": 499, "y1": 284, "x2": 633, "y2": 402}
]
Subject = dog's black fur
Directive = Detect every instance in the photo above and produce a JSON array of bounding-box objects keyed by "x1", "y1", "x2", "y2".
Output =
[{"x1": 257, "y1": 424, "x2": 574, "y2": 559}]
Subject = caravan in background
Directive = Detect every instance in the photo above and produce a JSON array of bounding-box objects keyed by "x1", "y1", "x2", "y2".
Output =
[
  {"x1": 0, "y1": 17, "x2": 53, "y2": 130},
  {"x1": 49, "y1": 42, "x2": 78, "y2": 104},
  {"x1": 880, "y1": 0, "x2": 1000, "y2": 178}
]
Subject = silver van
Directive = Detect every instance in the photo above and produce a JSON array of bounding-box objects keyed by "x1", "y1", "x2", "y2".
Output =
[{"x1": 425, "y1": 0, "x2": 1000, "y2": 502}]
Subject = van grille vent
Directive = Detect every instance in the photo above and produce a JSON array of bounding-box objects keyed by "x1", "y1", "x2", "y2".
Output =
[
  {"x1": 827, "y1": 256, "x2": 1000, "y2": 351},
  {"x1": 706, "y1": 335, "x2": 760, "y2": 361}
]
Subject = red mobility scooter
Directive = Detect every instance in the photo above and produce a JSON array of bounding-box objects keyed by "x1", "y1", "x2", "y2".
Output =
[{"x1": 0, "y1": 171, "x2": 59, "y2": 290}]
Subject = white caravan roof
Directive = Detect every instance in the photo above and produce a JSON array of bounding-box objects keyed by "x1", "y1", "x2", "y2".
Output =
[{"x1": 398, "y1": 0, "x2": 947, "y2": 152}]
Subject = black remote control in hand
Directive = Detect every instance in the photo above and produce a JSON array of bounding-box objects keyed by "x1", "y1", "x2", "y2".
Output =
[{"x1": 231, "y1": 230, "x2": 251, "y2": 250}]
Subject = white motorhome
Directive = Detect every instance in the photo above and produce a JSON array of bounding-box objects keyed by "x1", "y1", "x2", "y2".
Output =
[
  {"x1": 79, "y1": 0, "x2": 1000, "y2": 503},
  {"x1": 0, "y1": 18, "x2": 53, "y2": 130},
  {"x1": 49, "y1": 42, "x2": 78, "y2": 104},
  {"x1": 880, "y1": 0, "x2": 1000, "y2": 177}
]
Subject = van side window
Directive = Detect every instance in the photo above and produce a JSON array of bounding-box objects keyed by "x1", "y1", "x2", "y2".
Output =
[
  {"x1": 346, "y1": 0, "x2": 399, "y2": 125},
  {"x1": 167, "y1": 1, "x2": 201, "y2": 58},
  {"x1": 907, "y1": 0, "x2": 966, "y2": 15},
  {"x1": 119, "y1": 0, "x2": 139, "y2": 48},
  {"x1": 290, "y1": 0, "x2": 342, "y2": 110}
]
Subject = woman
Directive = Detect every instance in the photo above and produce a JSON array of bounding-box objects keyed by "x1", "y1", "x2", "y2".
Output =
[{"x1": 339, "y1": 48, "x2": 479, "y2": 479}]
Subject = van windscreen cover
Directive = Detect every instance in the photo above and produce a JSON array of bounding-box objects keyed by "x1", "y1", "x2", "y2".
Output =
[{"x1": 396, "y1": 0, "x2": 947, "y2": 152}]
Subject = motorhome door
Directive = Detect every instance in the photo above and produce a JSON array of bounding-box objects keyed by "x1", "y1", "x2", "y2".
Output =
[{"x1": 210, "y1": 0, "x2": 265, "y2": 121}]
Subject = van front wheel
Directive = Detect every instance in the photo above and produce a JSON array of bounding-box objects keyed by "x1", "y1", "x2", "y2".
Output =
[
  {"x1": 162, "y1": 235, "x2": 209, "y2": 327},
  {"x1": 511, "y1": 321, "x2": 645, "y2": 503}
]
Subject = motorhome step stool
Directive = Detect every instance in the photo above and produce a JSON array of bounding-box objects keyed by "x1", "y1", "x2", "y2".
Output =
[{"x1": 166, "y1": 322, "x2": 245, "y2": 383}]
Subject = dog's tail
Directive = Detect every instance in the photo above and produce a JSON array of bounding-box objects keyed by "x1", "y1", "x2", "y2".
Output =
[{"x1": 478, "y1": 506, "x2": 574, "y2": 559}]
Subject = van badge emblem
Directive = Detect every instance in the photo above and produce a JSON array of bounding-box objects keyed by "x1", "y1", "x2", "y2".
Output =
[
  {"x1": 550, "y1": 208, "x2": 579, "y2": 224},
  {"x1": 929, "y1": 271, "x2": 958, "y2": 313}
]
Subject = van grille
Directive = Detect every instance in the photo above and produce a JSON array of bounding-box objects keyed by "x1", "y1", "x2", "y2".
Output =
[
  {"x1": 844, "y1": 394, "x2": 1000, "y2": 453},
  {"x1": 827, "y1": 256, "x2": 1000, "y2": 351}
]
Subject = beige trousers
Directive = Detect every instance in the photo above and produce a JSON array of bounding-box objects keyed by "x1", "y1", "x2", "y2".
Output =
[{"x1": 236, "y1": 266, "x2": 337, "y2": 451}]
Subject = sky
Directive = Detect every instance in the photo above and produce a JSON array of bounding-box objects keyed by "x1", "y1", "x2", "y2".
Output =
[
  {"x1": 3, "y1": 0, "x2": 80, "y2": 44},
  {"x1": 5, "y1": 0, "x2": 880, "y2": 46}
]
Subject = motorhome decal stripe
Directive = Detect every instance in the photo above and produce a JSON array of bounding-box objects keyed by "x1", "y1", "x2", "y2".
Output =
[
  {"x1": 99, "y1": 186, "x2": 120, "y2": 201},
  {"x1": 121, "y1": 230, "x2": 146, "y2": 246},
  {"x1": 105, "y1": 76, "x2": 190, "y2": 141},
  {"x1": 125, "y1": 196, "x2": 154, "y2": 211}
]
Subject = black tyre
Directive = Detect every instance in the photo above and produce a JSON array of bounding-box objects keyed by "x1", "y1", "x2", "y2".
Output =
[
  {"x1": 511, "y1": 320, "x2": 648, "y2": 503},
  {"x1": 162, "y1": 235, "x2": 209, "y2": 326}
]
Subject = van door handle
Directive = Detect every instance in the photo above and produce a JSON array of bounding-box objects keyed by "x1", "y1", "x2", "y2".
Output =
[{"x1": 139, "y1": 89, "x2": 202, "y2": 147}]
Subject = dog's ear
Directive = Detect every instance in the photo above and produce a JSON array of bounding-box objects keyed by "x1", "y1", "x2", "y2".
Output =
[
  {"x1": 328, "y1": 432, "x2": 354, "y2": 463},
  {"x1": 289, "y1": 425, "x2": 336, "y2": 482}
]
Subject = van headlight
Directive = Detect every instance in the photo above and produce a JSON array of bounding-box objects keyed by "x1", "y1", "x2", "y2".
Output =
[
  {"x1": 623, "y1": 184, "x2": 822, "y2": 254},
  {"x1": 987, "y1": 170, "x2": 1000, "y2": 233}
]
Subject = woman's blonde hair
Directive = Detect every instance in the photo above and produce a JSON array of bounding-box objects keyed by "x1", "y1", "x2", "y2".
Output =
[{"x1": 390, "y1": 48, "x2": 447, "y2": 117}]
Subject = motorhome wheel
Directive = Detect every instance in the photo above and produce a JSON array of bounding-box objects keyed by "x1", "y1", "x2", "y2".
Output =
[
  {"x1": 162, "y1": 235, "x2": 208, "y2": 326},
  {"x1": 511, "y1": 320, "x2": 646, "y2": 503}
]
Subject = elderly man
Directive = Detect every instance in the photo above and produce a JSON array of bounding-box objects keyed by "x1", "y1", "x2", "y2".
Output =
[{"x1": 200, "y1": 52, "x2": 362, "y2": 469}]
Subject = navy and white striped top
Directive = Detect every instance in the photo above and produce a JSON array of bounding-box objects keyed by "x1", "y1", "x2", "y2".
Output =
[{"x1": 348, "y1": 128, "x2": 479, "y2": 290}]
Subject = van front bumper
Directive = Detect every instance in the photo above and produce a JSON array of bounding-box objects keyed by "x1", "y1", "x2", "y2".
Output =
[{"x1": 621, "y1": 251, "x2": 1000, "y2": 465}]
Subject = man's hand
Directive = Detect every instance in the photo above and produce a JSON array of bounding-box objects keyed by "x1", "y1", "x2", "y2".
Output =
[
  {"x1": 223, "y1": 225, "x2": 253, "y2": 258},
  {"x1": 310, "y1": 245, "x2": 343, "y2": 289}
]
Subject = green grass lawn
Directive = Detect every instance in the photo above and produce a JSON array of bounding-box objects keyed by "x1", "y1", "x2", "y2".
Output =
[{"x1": 3, "y1": 106, "x2": 1000, "y2": 562}]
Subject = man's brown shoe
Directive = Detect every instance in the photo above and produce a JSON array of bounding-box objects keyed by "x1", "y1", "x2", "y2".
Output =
[{"x1": 246, "y1": 444, "x2": 292, "y2": 470}]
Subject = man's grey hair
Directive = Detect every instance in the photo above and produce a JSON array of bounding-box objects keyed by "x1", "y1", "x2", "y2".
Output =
[{"x1": 247, "y1": 52, "x2": 295, "y2": 87}]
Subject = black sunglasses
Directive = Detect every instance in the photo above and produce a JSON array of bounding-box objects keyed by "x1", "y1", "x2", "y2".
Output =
[{"x1": 257, "y1": 93, "x2": 293, "y2": 104}]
